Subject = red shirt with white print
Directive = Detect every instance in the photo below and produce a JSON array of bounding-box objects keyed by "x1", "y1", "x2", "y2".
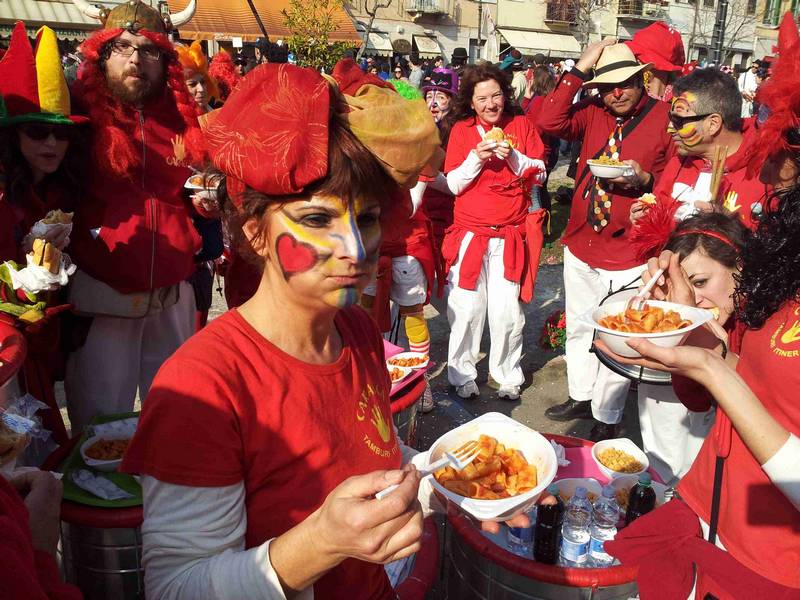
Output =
[
  {"x1": 678, "y1": 300, "x2": 800, "y2": 590},
  {"x1": 121, "y1": 306, "x2": 401, "y2": 600}
]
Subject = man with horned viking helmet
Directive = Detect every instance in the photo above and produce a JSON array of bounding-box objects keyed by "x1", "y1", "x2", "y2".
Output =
[{"x1": 64, "y1": 0, "x2": 204, "y2": 434}]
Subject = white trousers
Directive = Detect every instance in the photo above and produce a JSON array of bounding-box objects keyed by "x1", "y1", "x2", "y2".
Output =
[
  {"x1": 65, "y1": 281, "x2": 196, "y2": 434},
  {"x1": 563, "y1": 246, "x2": 644, "y2": 424},
  {"x1": 446, "y1": 234, "x2": 525, "y2": 388},
  {"x1": 638, "y1": 383, "x2": 716, "y2": 486}
]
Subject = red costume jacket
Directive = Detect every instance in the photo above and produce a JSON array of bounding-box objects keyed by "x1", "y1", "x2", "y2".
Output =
[
  {"x1": 69, "y1": 86, "x2": 201, "y2": 294},
  {"x1": 652, "y1": 119, "x2": 769, "y2": 229},
  {"x1": 537, "y1": 70, "x2": 674, "y2": 271}
]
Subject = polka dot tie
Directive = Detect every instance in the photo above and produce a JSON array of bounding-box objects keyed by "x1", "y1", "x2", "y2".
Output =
[{"x1": 586, "y1": 118, "x2": 624, "y2": 233}]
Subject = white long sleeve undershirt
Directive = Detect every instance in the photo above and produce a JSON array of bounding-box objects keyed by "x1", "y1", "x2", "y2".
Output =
[
  {"x1": 761, "y1": 433, "x2": 800, "y2": 511},
  {"x1": 140, "y1": 436, "x2": 436, "y2": 600}
]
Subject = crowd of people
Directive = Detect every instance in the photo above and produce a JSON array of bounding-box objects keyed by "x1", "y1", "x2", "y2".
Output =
[{"x1": 0, "y1": 1, "x2": 798, "y2": 597}]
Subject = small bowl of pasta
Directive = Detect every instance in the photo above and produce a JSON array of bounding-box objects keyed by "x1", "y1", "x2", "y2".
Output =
[{"x1": 582, "y1": 299, "x2": 714, "y2": 358}]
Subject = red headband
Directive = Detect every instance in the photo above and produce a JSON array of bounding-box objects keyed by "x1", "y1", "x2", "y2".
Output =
[{"x1": 673, "y1": 229, "x2": 738, "y2": 250}]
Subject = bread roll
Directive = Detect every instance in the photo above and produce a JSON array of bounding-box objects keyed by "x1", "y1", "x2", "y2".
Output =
[{"x1": 482, "y1": 126, "x2": 506, "y2": 144}]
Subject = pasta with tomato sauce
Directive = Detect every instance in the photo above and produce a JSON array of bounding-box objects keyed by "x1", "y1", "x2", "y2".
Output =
[{"x1": 597, "y1": 304, "x2": 691, "y2": 333}]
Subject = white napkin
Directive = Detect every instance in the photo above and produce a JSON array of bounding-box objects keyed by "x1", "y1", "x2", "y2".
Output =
[
  {"x1": 550, "y1": 440, "x2": 571, "y2": 467},
  {"x1": 91, "y1": 417, "x2": 138, "y2": 438},
  {"x1": 71, "y1": 469, "x2": 134, "y2": 501},
  {"x1": 5, "y1": 253, "x2": 76, "y2": 294}
]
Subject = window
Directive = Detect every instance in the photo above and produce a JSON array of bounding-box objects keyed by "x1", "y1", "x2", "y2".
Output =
[
  {"x1": 703, "y1": 0, "x2": 714, "y2": 7},
  {"x1": 746, "y1": 0, "x2": 757, "y2": 14},
  {"x1": 763, "y1": 0, "x2": 781, "y2": 25},
  {"x1": 793, "y1": 0, "x2": 800, "y2": 17}
]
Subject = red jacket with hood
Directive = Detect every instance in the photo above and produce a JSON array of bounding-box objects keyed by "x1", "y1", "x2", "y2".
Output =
[{"x1": 69, "y1": 85, "x2": 201, "y2": 294}]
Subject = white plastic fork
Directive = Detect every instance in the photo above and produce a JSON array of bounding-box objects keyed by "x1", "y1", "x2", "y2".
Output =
[
  {"x1": 375, "y1": 440, "x2": 481, "y2": 500},
  {"x1": 626, "y1": 267, "x2": 665, "y2": 313}
]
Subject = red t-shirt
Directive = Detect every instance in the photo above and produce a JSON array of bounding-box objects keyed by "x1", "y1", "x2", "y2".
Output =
[
  {"x1": 121, "y1": 307, "x2": 401, "y2": 599},
  {"x1": 537, "y1": 71, "x2": 674, "y2": 271},
  {"x1": 444, "y1": 113, "x2": 544, "y2": 228},
  {"x1": 678, "y1": 300, "x2": 800, "y2": 589}
]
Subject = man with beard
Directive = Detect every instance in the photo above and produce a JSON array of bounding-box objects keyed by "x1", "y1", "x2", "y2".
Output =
[
  {"x1": 64, "y1": 0, "x2": 204, "y2": 434},
  {"x1": 538, "y1": 39, "x2": 674, "y2": 441}
]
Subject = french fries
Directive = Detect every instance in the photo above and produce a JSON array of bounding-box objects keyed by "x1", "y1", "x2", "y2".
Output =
[{"x1": 433, "y1": 435, "x2": 538, "y2": 500}]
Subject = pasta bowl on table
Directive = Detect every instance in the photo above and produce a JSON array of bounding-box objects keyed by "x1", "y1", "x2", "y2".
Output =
[
  {"x1": 592, "y1": 438, "x2": 649, "y2": 480},
  {"x1": 426, "y1": 412, "x2": 557, "y2": 522},
  {"x1": 79, "y1": 435, "x2": 131, "y2": 472},
  {"x1": 580, "y1": 299, "x2": 714, "y2": 358}
]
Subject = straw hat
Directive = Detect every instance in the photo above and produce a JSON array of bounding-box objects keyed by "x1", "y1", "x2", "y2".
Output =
[{"x1": 584, "y1": 43, "x2": 652, "y2": 88}]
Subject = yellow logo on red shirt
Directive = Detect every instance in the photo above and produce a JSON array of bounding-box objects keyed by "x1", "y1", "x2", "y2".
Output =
[
  {"x1": 167, "y1": 134, "x2": 190, "y2": 167},
  {"x1": 356, "y1": 383, "x2": 398, "y2": 459},
  {"x1": 770, "y1": 306, "x2": 800, "y2": 358}
]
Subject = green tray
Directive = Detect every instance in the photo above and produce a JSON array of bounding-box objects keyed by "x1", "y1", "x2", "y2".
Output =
[{"x1": 60, "y1": 412, "x2": 143, "y2": 508}]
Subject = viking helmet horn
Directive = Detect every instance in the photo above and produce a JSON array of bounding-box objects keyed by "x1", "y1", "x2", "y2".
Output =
[
  {"x1": 72, "y1": 0, "x2": 104, "y2": 20},
  {"x1": 169, "y1": 0, "x2": 197, "y2": 28}
]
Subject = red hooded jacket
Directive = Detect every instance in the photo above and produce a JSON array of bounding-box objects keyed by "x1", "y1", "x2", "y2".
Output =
[{"x1": 69, "y1": 85, "x2": 201, "y2": 294}]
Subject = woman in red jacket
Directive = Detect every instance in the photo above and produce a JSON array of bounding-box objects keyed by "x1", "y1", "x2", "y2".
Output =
[{"x1": 442, "y1": 63, "x2": 545, "y2": 400}]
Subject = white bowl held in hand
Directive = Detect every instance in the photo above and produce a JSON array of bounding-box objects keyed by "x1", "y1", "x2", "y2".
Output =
[
  {"x1": 587, "y1": 160, "x2": 635, "y2": 179},
  {"x1": 592, "y1": 438, "x2": 649, "y2": 480},
  {"x1": 580, "y1": 299, "x2": 714, "y2": 359},
  {"x1": 426, "y1": 412, "x2": 558, "y2": 522}
]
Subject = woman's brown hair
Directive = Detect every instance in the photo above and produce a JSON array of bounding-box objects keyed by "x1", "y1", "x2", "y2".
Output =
[
  {"x1": 451, "y1": 62, "x2": 522, "y2": 122},
  {"x1": 663, "y1": 210, "x2": 749, "y2": 269},
  {"x1": 532, "y1": 66, "x2": 555, "y2": 97},
  {"x1": 218, "y1": 116, "x2": 397, "y2": 263}
]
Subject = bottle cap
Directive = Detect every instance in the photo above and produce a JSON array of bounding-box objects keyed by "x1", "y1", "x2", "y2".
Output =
[
  {"x1": 638, "y1": 472, "x2": 652, "y2": 485},
  {"x1": 575, "y1": 486, "x2": 587, "y2": 498},
  {"x1": 602, "y1": 485, "x2": 615, "y2": 498},
  {"x1": 547, "y1": 483, "x2": 560, "y2": 496}
]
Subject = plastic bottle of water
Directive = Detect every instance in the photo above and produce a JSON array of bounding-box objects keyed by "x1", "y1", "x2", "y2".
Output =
[
  {"x1": 589, "y1": 485, "x2": 620, "y2": 566},
  {"x1": 507, "y1": 507, "x2": 535, "y2": 557},
  {"x1": 559, "y1": 486, "x2": 593, "y2": 567}
]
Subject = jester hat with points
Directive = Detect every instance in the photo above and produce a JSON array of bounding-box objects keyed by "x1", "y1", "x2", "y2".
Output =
[{"x1": 0, "y1": 22, "x2": 88, "y2": 127}]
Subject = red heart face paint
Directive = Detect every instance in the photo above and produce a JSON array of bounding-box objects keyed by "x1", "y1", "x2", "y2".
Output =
[{"x1": 275, "y1": 233, "x2": 318, "y2": 277}]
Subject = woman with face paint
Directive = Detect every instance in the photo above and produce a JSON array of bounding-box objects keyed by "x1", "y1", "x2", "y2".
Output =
[
  {"x1": 120, "y1": 61, "x2": 449, "y2": 599},
  {"x1": 442, "y1": 63, "x2": 547, "y2": 400}
]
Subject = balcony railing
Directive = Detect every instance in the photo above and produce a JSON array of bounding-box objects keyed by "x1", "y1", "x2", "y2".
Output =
[
  {"x1": 405, "y1": 0, "x2": 447, "y2": 15},
  {"x1": 617, "y1": 0, "x2": 668, "y2": 19},
  {"x1": 545, "y1": 0, "x2": 578, "y2": 23}
]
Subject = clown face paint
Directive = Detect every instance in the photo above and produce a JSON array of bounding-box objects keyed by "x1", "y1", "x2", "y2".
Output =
[
  {"x1": 674, "y1": 122, "x2": 703, "y2": 147},
  {"x1": 272, "y1": 195, "x2": 381, "y2": 309},
  {"x1": 670, "y1": 91, "x2": 697, "y2": 114},
  {"x1": 668, "y1": 91, "x2": 705, "y2": 151}
]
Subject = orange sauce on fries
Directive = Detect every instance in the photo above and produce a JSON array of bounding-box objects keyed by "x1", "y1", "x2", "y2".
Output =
[
  {"x1": 433, "y1": 435, "x2": 538, "y2": 500},
  {"x1": 597, "y1": 304, "x2": 691, "y2": 334}
]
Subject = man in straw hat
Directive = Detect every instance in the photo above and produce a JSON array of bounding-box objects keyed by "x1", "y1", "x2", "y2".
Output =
[
  {"x1": 538, "y1": 39, "x2": 673, "y2": 441},
  {"x1": 64, "y1": 0, "x2": 205, "y2": 434}
]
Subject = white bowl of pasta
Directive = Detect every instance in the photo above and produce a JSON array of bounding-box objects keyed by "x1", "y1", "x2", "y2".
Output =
[
  {"x1": 582, "y1": 299, "x2": 714, "y2": 358},
  {"x1": 426, "y1": 412, "x2": 558, "y2": 522}
]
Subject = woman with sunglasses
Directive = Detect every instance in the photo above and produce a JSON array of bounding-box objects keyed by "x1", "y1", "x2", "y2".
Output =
[{"x1": 0, "y1": 26, "x2": 88, "y2": 264}]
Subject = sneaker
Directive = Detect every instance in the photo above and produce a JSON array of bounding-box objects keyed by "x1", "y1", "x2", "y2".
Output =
[
  {"x1": 420, "y1": 383, "x2": 434, "y2": 413},
  {"x1": 497, "y1": 385, "x2": 521, "y2": 400},
  {"x1": 456, "y1": 381, "x2": 479, "y2": 399}
]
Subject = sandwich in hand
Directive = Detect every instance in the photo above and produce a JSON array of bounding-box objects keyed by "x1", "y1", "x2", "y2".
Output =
[
  {"x1": 482, "y1": 126, "x2": 508, "y2": 145},
  {"x1": 41, "y1": 209, "x2": 73, "y2": 225},
  {"x1": 639, "y1": 193, "x2": 657, "y2": 206},
  {"x1": 30, "y1": 239, "x2": 62, "y2": 274}
]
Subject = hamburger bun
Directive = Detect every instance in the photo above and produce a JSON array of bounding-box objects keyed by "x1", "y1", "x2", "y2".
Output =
[
  {"x1": 639, "y1": 193, "x2": 657, "y2": 206},
  {"x1": 482, "y1": 126, "x2": 507, "y2": 144},
  {"x1": 30, "y1": 239, "x2": 62, "y2": 274}
]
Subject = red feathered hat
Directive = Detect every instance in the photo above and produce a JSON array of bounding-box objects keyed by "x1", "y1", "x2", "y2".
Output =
[
  {"x1": 746, "y1": 12, "x2": 800, "y2": 176},
  {"x1": 629, "y1": 199, "x2": 681, "y2": 262},
  {"x1": 626, "y1": 22, "x2": 685, "y2": 73}
]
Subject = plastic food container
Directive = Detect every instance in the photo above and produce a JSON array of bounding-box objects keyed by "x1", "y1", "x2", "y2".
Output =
[
  {"x1": 579, "y1": 299, "x2": 714, "y2": 358},
  {"x1": 552, "y1": 477, "x2": 603, "y2": 504},
  {"x1": 79, "y1": 435, "x2": 129, "y2": 472},
  {"x1": 386, "y1": 351, "x2": 429, "y2": 370},
  {"x1": 427, "y1": 412, "x2": 558, "y2": 522},
  {"x1": 386, "y1": 364, "x2": 412, "y2": 385},
  {"x1": 591, "y1": 438, "x2": 649, "y2": 480},
  {"x1": 587, "y1": 160, "x2": 634, "y2": 179}
]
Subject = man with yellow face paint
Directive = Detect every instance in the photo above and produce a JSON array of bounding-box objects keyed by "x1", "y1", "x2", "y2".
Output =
[{"x1": 635, "y1": 68, "x2": 769, "y2": 230}]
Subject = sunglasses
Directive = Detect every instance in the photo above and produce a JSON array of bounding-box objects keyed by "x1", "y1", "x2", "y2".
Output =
[
  {"x1": 668, "y1": 113, "x2": 713, "y2": 130},
  {"x1": 19, "y1": 123, "x2": 72, "y2": 141}
]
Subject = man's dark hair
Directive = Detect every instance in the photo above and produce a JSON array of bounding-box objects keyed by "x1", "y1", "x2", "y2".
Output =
[
  {"x1": 533, "y1": 53, "x2": 546, "y2": 65},
  {"x1": 673, "y1": 68, "x2": 743, "y2": 132}
]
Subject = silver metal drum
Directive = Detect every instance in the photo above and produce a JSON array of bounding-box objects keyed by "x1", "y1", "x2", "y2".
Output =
[
  {"x1": 392, "y1": 399, "x2": 419, "y2": 448},
  {"x1": 445, "y1": 517, "x2": 638, "y2": 600},
  {"x1": 60, "y1": 522, "x2": 144, "y2": 600}
]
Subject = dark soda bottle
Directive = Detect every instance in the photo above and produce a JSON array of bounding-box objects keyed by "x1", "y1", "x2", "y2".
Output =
[
  {"x1": 533, "y1": 483, "x2": 564, "y2": 564},
  {"x1": 625, "y1": 472, "x2": 656, "y2": 526}
]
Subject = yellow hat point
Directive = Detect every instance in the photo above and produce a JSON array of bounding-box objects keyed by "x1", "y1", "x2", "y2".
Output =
[{"x1": 34, "y1": 26, "x2": 71, "y2": 118}]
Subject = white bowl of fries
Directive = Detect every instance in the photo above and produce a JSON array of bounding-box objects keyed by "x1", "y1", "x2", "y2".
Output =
[
  {"x1": 426, "y1": 412, "x2": 557, "y2": 522},
  {"x1": 581, "y1": 299, "x2": 714, "y2": 358}
]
